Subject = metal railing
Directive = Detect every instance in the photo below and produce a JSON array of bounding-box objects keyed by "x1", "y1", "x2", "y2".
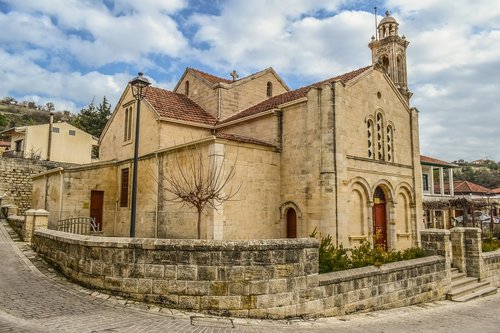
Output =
[{"x1": 57, "y1": 217, "x2": 99, "y2": 235}]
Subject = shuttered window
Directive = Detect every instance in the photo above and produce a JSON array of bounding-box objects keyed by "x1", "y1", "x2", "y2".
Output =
[{"x1": 120, "y1": 168, "x2": 129, "y2": 207}]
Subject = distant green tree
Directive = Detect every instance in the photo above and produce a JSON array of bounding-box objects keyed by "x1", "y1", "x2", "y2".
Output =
[{"x1": 71, "y1": 97, "x2": 112, "y2": 137}]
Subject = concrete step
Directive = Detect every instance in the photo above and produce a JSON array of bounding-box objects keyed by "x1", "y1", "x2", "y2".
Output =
[
  {"x1": 452, "y1": 286, "x2": 497, "y2": 302},
  {"x1": 447, "y1": 281, "x2": 492, "y2": 300},
  {"x1": 451, "y1": 276, "x2": 480, "y2": 289},
  {"x1": 451, "y1": 271, "x2": 466, "y2": 281}
]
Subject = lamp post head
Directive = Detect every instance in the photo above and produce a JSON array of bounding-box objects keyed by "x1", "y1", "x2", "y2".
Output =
[{"x1": 129, "y1": 72, "x2": 151, "y2": 100}]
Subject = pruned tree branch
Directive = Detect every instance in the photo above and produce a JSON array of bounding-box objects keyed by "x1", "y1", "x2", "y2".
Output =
[{"x1": 163, "y1": 144, "x2": 240, "y2": 238}]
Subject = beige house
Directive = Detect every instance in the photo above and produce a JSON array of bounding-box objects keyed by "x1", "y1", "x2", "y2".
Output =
[
  {"x1": 1, "y1": 122, "x2": 97, "y2": 164},
  {"x1": 32, "y1": 13, "x2": 423, "y2": 249}
]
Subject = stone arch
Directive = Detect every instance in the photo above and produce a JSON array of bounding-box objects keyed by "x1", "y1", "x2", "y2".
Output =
[
  {"x1": 280, "y1": 201, "x2": 302, "y2": 238},
  {"x1": 347, "y1": 180, "x2": 371, "y2": 246}
]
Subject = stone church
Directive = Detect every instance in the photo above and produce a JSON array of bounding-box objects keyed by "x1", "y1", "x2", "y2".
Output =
[{"x1": 32, "y1": 12, "x2": 423, "y2": 250}]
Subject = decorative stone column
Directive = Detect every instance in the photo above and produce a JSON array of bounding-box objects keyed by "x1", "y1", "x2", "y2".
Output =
[{"x1": 24, "y1": 209, "x2": 49, "y2": 243}]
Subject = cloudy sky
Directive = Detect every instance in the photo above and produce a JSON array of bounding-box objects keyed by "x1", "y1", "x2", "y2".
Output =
[{"x1": 1, "y1": 0, "x2": 499, "y2": 162}]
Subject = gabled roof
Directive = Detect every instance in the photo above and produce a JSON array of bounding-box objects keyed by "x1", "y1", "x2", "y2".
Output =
[
  {"x1": 219, "y1": 66, "x2": 372, "y2": 124},
  {"x1": 454, "y1": 180, "x2": 491, "y2": 194},
  {"x1": 145, "y1": 86, "x2": 217, "y2": 126},
  {"x1": 491, "y1": 188, "x2": 500, "y2": 194},
  {"x1": 188, "y1": 68, "x2": 233, "y2": 84},
  {"x1": 420, "y1": 155, "x2": 457, "y2": 168}
]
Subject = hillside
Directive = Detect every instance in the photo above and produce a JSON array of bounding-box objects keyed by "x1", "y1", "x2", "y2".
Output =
[
  {"x1": 0, "y1": 103, "x2": 74, "y2": 133},
  {"x1": 453, "y1": 160, "x2": 500, "y2": 189}
]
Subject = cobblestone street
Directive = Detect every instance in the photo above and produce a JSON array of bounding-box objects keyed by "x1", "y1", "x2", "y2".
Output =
[{"x1": 1, "y1": 220, "x2": 500, "y2": 333}]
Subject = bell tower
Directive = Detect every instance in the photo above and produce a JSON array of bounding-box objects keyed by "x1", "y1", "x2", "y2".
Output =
[{"x1": 369, "y1": 11, "x2": 411, "y2": 100}]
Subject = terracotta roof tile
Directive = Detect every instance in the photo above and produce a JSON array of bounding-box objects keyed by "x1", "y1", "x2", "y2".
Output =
[
  {"x1": 491, "y1": 188, "x2": 500, "y2": 194},
  {"x1": 145, "y1": 86, "x2": 216, "y2": 126},
  {"x1": 420, "y1": 155, "x2": 457, "y2": 167},
  {"x1": 215, "y1": 132, "x2": 275, "y2": 147},
  {"x1": 219, "y1": 66, "x2": 371, "y2": 124},
  {"x1": 189, "y1": 68, "x2": 233, "y2": 84},
  {"x1": 454, "y1": 180, "x2": 491, "y2": 194}
]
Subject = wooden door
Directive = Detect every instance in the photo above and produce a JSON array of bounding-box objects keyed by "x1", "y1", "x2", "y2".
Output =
[
  {"x1": 286, "y1": 208, "x2": 297, "y2": 238},
  {"x1": 90, "y1": 191, "x2": 104, "y2": 231},
  {"x1": 373, "y1": 203, "x2": 387, "y2": 249}
]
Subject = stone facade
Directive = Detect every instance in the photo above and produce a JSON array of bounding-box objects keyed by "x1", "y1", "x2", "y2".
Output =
[
  {"x1": 32, "y1": 229, "x2": 450, "y2": 319},
  {"x1": 31, "y1": 14, "x2": 422, "y2": 248},
  {"x1": 0, "y1": 157, "x2": 73, "y2": 214}
]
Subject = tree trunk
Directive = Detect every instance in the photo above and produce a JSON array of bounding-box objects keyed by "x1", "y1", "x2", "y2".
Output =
[{"x1": 197, "y1": 208, "x2": 202, "y2": 239}]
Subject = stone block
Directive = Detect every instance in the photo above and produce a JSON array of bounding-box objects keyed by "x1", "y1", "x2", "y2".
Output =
[
  {"x1": 145, "y1": 264, "x2": 164, "y2": 278},
  {"x1": 177, "y1": 265, "x2": 197, "y2": 280},
  {"x1": 178, "y1": 295, "x2": 201, "y2": 310},
  {"x1": 137, "y1": 279, "x2": 153, "y2": 294},
  {"x1": 185, "y1": 281, "x2": 209, "y2": 296},
  {"x1": 210, "y1": 281, "x2": 228, "y2": 296}
]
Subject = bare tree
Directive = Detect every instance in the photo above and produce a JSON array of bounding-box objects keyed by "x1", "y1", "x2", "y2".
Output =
[{"x1": 163, "y1": 145, "x2": 240, "y2": 239}]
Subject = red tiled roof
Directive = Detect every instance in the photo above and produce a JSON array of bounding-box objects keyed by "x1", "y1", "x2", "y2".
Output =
[
  {"x1": 145, "y1": 86, "x2": 217, "y2": 126},
  {"x1": 214, "y1": 132, "x2": 275, "y2": 147},
  {"x1": 219, "y1": 66, "x2": 372, "y2": 124},
  {"x1": 490, "y1": 188, "x2": 500, "y2": 194},
  {"x1": 189, "y1": 68, "x2": 233, "y2": 84},
  {"x1": 420, "y1": 155, "x2": 457, "y2": 167},
  {"x1": 454, "y1": 180, "x2": 491, "y2": 194}
]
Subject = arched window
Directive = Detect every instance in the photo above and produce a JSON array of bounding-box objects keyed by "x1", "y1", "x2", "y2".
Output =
[
  {"x1": 266, "y1": 81, "x2": 273, "y2": 97},
  {"x1": 367, "y1": 120, "x2": 374, "y2": 159},
  {"x1": 387, "y1": 125, "x2": 393, "y2": 162},
  {"x1": 185, "y1": 80, "x2": 190, "y2": 96},
  {"x1": 376, "y1": 113, "x2": 384, "y2": 160}
]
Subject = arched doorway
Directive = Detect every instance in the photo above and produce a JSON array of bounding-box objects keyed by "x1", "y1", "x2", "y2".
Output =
[
  {"x1": 372, "y1": 187, "x2": 387, "y2": 249},
  {"x1": 286, "y1": 208, "x2": 297, "y2": 238}
]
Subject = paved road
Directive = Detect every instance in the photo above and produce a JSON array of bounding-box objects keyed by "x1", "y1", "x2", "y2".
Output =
[{"x1": 1, "y1": 220, "x2": 500, "y2": 333}]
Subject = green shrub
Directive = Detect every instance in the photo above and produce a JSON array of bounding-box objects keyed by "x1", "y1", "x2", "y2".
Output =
[
  {"x1": 311, "y1": 229, "x2": 428, "y2": 273},
  {"x1": 482, "y1": 238, "x2": 500, "y2": 252}
]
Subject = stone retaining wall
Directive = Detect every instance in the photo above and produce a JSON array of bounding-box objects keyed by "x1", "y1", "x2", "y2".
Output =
[
  {"x1": 316, "y1": 256, "x2": 449, "y2": 316},
  {"x1": 481, "y1": 250, "x2": 500, "y2": 287},
  {"x1": 33, "y1": 229, "x2": 450, "y2": 319}
]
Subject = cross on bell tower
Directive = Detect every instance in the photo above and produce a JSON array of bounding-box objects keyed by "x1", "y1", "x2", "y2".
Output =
[{"x1": 369, "y1": 11, "x2": 411, "y2": 100}]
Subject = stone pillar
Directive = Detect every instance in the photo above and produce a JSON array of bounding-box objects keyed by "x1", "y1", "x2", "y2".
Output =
[
  {"x1": 463, "y1": 228, "x2": 483, "y2": 279},
  {"x1": 420, "y1": 229, "x2": 451, "y2": 269},
  {"x1": 24, "y1": 209, "x2": 49, "y2": 243},
  {"x1": 450, "y1": 228, "x2": 466, "y2": 273}
]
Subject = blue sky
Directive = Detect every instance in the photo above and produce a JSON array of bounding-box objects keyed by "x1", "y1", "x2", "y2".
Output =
[{"x1": 1, "y1": 0, "x2": 500, "y2": 162}]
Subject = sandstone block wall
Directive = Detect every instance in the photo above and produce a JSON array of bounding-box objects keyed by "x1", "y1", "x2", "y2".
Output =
[
  {"x1": 32, "y1": 230, "x2": 319, "y2": 318},
  {"x1": 33, "y1": 230, "x2": 451, "y2": 319},
  {"x1": 317, "y1": 256, "x2": 449, "y2": 316},
  {"x1": 482, "y1": 250, "x2": 500, "y2": 287},
  {"x1": 0, "y1": 157, "x2": 73, "y2": 214}
]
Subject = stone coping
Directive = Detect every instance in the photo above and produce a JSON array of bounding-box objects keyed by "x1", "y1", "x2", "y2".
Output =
[
  {"x1": 34, "y1": 229, "x2": 319, "y2": 251},
  {"x1": 482, "y1": 248, "x2": 500, "y2": 259},
  {"x1": 318, "y1": 255, "x2": 444, "y2": 285}
]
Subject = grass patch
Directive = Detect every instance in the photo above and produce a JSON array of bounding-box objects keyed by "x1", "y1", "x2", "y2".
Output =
[{"x1": 482, "y1": 238, "x2": 500, "y2": 252}]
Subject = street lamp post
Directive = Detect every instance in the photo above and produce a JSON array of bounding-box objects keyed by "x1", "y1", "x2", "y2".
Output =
[{"x1": 129, "y1": 72, "x2": 151, "y2": 237}]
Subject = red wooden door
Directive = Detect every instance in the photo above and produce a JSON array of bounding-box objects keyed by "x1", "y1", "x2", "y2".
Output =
[
  {"x1": 90, "y1": 191, "x2": 104, "y2": 231},
  {"x1": 373, "y1": 203, "x2": 387, "y2": 249},
  {"x1": 286, "y1": 208, "x2": 297, "y2": 238}
]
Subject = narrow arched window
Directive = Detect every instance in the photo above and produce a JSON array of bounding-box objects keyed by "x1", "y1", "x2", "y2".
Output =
[
  {"x1": 376, "y1": 113, "x2": 384, "y2": 160},
  {"x1": 266, "y1": 81, "x2": 273, "y2": 97},
  {"x1": 367, "y1": 120, "x2": 374, "y2": 159},
  {"x1": 387, "y1": 125, "x2": 393, "y2": 162},
  {"x1": 185, "y1": 80, "x2": 190, "y2": 96}
]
